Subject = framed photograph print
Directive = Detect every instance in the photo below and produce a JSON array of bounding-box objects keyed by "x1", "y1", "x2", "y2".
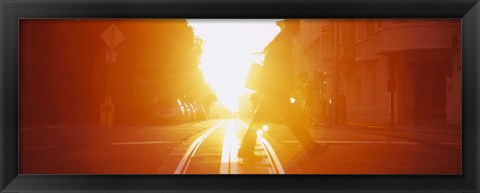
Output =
[{"x1": 1, "y1": 0, "x2": 479, "y2": 192}]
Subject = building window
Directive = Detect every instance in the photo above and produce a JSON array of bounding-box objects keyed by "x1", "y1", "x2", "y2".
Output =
[
  {"x1": 322, "y1": 30, "x2": 334, "y2": 58},
  {"x1": 315, "y1": 37, "x2": 322, "y2": 64},
  {"x1": 354, "y1": 20, "x2": 361, "y2": 43},
  {"x1": 309, "y1": 43, "x2": 315, "y2": 63},
  {"x1": 371, "y1": 69, "x2": 377, "y2": 103},
  {"x1": 340, "y1": 22, "x2": 355, "y2": 56},
  {"x1": 365, "y1": 22, "x2": 375, "y2": 38},
  {"x1": 355, "y1": 78, "x2": 362, "y2": 103},
  {"x1": 374, "y1": 20, "x2": 385, "y2": 31}
]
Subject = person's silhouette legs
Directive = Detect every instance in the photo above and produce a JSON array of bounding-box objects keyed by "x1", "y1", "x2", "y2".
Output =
[
  {"x1": 238, "y1": 94, "x2": 329, "y2": 160},
  {"x1": 238, "y1": 96, "x2": 271, "y2": 160}
]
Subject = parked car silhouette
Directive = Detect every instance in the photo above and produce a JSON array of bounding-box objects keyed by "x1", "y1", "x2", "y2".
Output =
[
  {"x1": 155, "y1": 99, "x2": 186, "y2": 124},
  {"x1": 195, "y1": 105, "x2": 207, "y2": 120},
  {"x1": 183, "y1": 102, "x2": 197, "y2": 121}
]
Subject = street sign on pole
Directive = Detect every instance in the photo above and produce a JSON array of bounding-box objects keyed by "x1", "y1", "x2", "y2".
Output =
[
  {"x1": 100, "y1": 24, "x2": 125, "y2": 49},
  {"x1": 100, "y1": 96, "x2": 115, "y2": 126},
  {"x1": 99, "y1": 24, "x2": 124, "y2": 127}
]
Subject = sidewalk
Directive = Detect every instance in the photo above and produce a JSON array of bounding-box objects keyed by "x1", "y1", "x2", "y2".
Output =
[{"x1": 312, "y1": 121, "x2": 461, "y2": 135}]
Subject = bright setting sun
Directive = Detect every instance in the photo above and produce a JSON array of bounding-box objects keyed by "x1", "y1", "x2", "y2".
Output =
[{"x1": 187, "y1": 20, "x2": 280, "y2": 112}]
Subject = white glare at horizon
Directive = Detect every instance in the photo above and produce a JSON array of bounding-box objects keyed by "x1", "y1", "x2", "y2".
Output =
[{"x1": 188, "y1": 19, "x2": 280, "y2": 112}]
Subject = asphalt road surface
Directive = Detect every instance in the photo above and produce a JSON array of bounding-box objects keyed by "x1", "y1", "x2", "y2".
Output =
[{"x1": 20, "y1": 118, "x2": 461, "y2": 174}]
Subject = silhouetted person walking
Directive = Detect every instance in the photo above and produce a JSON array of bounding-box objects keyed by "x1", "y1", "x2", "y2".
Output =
[{"x1": 238, "y1": 20, "x2": 329, "y2": 160}]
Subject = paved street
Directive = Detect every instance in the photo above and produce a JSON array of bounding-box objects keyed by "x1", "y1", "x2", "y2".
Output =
[{"x1": 20, "y1": 119, "x2": 461, "y2": 174}]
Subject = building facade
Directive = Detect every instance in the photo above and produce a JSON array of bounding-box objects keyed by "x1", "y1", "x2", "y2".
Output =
[{"x1": 291, "y1": 19, "x2": 461, "y2": 127}]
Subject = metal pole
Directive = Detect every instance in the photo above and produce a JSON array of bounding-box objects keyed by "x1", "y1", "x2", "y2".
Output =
[
  {"x1": 333, "y1": 20, "x2": 340, "y2": 125},
  {"x1": 390, "y1": 63, "x2": 396, "y2": 128},
  {"x1": 390, "y1": 91, "x2": 394, "y2": 127},
  {"x1": 107, "y1": 50, "x2": 113, "y2": 98}
]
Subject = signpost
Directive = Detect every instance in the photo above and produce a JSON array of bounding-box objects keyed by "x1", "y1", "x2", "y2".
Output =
[
  {"x1": 101, "y1": 24, "x2": 125, "y2": 49},
  {"x1": 387, "y1": 63, "x2": 396, "y2": 128},
  {"x1": 100, "y1": 24, "x2": 124, "y2": 126}
]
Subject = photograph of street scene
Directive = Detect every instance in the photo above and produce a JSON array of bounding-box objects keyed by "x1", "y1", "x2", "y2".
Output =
[{"x1": 20, "y1": 19, "x2": 461, "y2": 174}]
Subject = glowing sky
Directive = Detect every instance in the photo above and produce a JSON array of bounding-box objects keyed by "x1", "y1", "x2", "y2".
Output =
[{"x1": 188, "y1": 19, "x2": 280, "y2": 112}]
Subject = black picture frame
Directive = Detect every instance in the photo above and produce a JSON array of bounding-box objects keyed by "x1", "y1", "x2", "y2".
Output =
[{"x1": 1, "y1": 0, "x2": 479, "y2": 192}]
